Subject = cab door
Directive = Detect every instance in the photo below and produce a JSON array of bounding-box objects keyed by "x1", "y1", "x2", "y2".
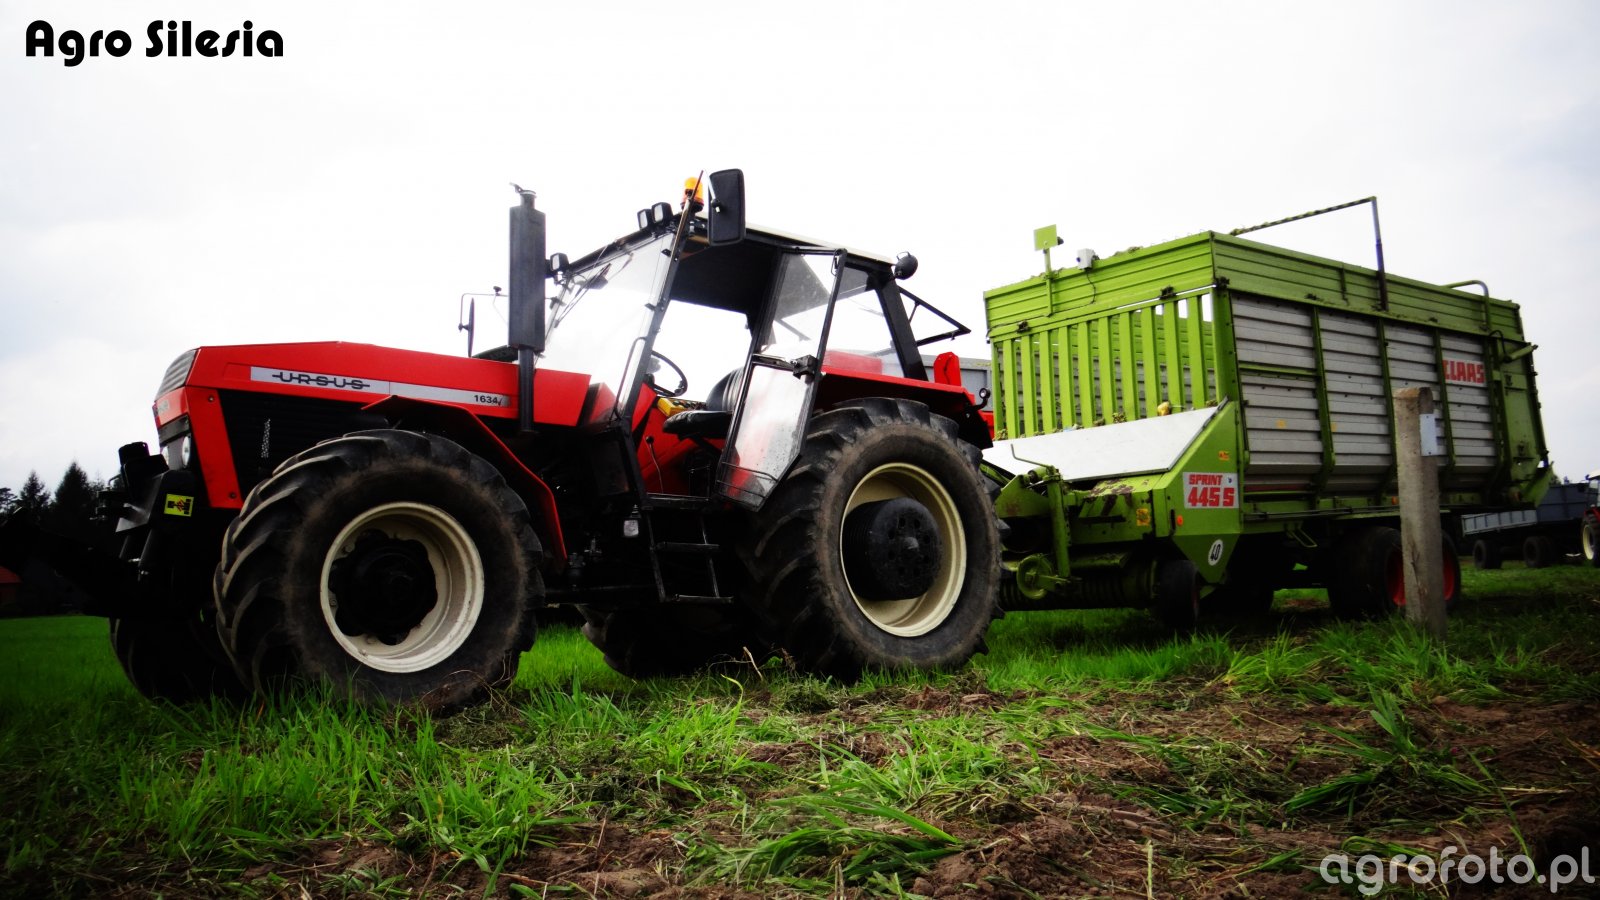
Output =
[{"x1": 716, "y1": 250, "x2": 844, "y2": 509}]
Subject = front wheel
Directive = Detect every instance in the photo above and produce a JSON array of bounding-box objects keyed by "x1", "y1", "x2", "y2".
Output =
[
  {"x1": 739, "y1": 399, "x2": 1000, "y2": 680},
  {"x1": 1584, "y1": 520, "x2": 1600, "y2": 569},
  {"x1": 214, "y1": 430, "x2": 543, "y2": 711},
  {"x1": 111, "y1": 611, "x2": 245, "y2": 704},
  {"x1": 111, "y1": 549, "x2": 245, "y2": 704}
]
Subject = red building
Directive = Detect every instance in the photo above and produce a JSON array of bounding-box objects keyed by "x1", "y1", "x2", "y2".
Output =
[{"x1": 0, "y1": 566, "x2": 19, "y2": 609}]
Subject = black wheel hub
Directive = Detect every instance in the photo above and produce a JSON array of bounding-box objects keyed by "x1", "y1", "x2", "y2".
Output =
[
  {"x1": 842, "y1": 497, "x2": 943, "y2": 600},
  {"x1": 328, "y1": 530, "x2": 438, "y2": 645}
]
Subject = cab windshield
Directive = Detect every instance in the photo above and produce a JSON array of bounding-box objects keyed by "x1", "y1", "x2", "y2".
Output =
[{"x1": 538, "y1": 234, "x2": 673, "y2": 423}]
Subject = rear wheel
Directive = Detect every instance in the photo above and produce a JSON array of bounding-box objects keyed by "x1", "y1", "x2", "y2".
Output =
[
  {"x1": 1522, "y1": 534, "x2": 1557, "y2": 569},
  {"x1": 739, "y1": 399, "x2": 999, "y2": 680},
  {"x1": 1471, "y1": 539, "x2": 1502, "y2": 570},
  {"x1": 215, "y1": 430, "x2": 542, "y2": 711},
  {"x1": 1584, "y1": 521, "x2": 1600, "y2": 569},
  {"x1": 1329, "y1": 526, "x2": 1460, "y2": 619}
]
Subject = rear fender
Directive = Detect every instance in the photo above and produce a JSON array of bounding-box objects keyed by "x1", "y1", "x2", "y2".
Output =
[
  {"x1": 362, "y1": 396, "x2": 569, "y2": 567},
  {"x1": 812, "y1": 368, "x2": 991, "y2": 448}
]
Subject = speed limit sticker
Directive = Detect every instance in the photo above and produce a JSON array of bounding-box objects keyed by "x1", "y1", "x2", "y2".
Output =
[{"x1": 1184, "y1": 473, "x2": 1238, "y2": 509}]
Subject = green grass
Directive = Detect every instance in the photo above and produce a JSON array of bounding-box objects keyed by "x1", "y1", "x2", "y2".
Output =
[{"x1": 2, "y1": 563, "x2": 1598, "y2": 897}]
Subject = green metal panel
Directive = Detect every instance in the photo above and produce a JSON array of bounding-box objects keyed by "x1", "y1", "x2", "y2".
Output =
[
  {"x1": 983, "y1": 229, "x2": 1549, "y2": 512},
  {"x1": 1138, "y1": 307, "x2": 1158, "y2": 416},
  {"x1": 1162, "y1": 299, "x2": 1182, "y2": 407}
]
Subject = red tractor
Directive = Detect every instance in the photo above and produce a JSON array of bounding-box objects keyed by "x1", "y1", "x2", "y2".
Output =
[{"x1": 15, "y1": 172, "x2": 1000, "y2": 708}]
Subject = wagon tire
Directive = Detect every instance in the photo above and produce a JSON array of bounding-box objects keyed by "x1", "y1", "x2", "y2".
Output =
[
  {"x1": 1330, "y1": 525, "x2": 1459, "y2": 619},
  {"x1": 1522, "y1": 534, "x2": 1557, "y2": 569},
  {"x1": 1471, "y1": 539, "x2": 1502, "y2": 570},
  {"x1": 738, "y1": 398, "x2": 999, "y2": 681},
  {"x1": 1153, "y1": 558, "x2": 1202, "y2": 631},
  {"x1": 214, "y1": 430, "x2": 542, "y2": 712}
]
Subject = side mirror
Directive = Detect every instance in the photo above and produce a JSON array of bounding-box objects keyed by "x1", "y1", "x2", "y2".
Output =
[{"x1": 706, "y1": 169, "x2": 745, "y2": 246}]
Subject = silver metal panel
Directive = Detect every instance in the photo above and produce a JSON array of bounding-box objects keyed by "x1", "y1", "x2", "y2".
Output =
[
  {"x1": 984, "y1": 405, "x2": 1220, "y2": 483},
  {"x1": 1234, "y1": 296, "x2": 1328, "y2": 491},
  {"x1": 1435, "y1": 332, "x2": 1495, "y2": 488},
  {"x1": 1234, "y1": 296, "x2": 1317, "y2": 370},
  {"x1": 1240, "y1": 373, "x2": 1321, "y2": 490},
  {"x1": 1232, "y1": 293, "x2": 1502, "y2": 496},
  {"x1": 1320, "y1": 308, "x2": 1390, "y2": 492},
  {"x1": 1384, "y1": 323, "x2": 1440, "y2": 391}
]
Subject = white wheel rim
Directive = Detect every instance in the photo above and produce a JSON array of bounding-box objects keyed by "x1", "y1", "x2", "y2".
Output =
[
  {"x1": 841, "y1": 462, "x2": 965, "y2": 637},
  {"x1": 319, "y1": 501, "x2": 484, "y2": 673},
  {"x1": 1585, "y1": 524, "x2": 1599, "y2": 561}
]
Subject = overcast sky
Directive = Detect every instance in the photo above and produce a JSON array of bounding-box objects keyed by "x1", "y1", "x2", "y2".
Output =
[{"x1": 2, "y1": 0, "x2": 1597, "y2": 493}]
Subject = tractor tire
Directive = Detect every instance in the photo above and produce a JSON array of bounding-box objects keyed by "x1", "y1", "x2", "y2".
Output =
[
  {"x1": 1584, "y1": 521, "x2": 1600, "y2": 569},
  {"x1": 739, "y1": 398, "x2": 1000, "y2": 681},
  {"x1": 1329, "y1": 526, "x2": 1460, "y2": 619},
  {"x1": 214, "y1": 430, "x2": 543, "y2": 711},
  {"x1": 579, "y1": 604, "x2": 770, "y2": 678},
  {"x1": 1522, "y1": 534, "x2": 1557, "y2": 569},
  {"x1": 1471, "y1": 539, "x2": 1503, "y2": 570},
  {"x1": 110, "y1": 612, "x2": 246, "y2": 704},
  {"x1": 1152, "y1": 558, "x2": 1202, "y2": 631}
]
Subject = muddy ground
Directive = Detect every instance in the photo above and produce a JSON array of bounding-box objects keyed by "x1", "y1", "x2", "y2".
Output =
[{"x1": 177, "y1": 687, "x2": 1600, "y2": 899}]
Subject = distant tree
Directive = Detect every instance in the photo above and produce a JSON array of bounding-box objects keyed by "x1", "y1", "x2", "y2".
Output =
[
  {"x1": 15, "y1": 472, "x2": 50, "y2": 514},
  {"x1": 45, "y1": 462, "x2": 103, "y2": 545},
  {"x1": 0, "y1": 486, "x2": 13, "y2": 515}
]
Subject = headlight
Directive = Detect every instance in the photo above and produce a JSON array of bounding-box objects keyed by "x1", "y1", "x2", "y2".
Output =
[{"x1": 162, "y1": 435, "x2": 195, "y2": 471}]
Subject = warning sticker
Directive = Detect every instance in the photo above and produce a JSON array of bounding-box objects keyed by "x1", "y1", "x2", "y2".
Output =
[
  {"x1": 1184, "y1": 473, "x2": 1238, "y2": 509},
  {"x1": 164, "y1": 494, "x2": 194, "y2": 517}
]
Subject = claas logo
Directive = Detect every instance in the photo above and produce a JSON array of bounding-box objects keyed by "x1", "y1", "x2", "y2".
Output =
[{"x1": 164, "y1": 494, "x2": 194, "y2": 517}]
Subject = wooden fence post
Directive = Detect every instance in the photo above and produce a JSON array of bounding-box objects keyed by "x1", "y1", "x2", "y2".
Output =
[{"x1": 1395, "y1": 387, "x2": 1446, "y2": 639}]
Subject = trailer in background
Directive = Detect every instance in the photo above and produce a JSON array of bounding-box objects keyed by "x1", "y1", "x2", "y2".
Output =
[
  {"x1": 1584, "y1": 471, "x2": 1600, "y2": 568},
  {"x1": 1463, "y1": 481, "x2": 1589, "y2": 569},
  {"x1": 983, "y1": 219, "x2": 1552, "y2": 622}
]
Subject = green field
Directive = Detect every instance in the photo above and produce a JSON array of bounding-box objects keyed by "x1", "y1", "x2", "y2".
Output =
[{"x1": 3, "y1": 565, "x2": 1598, "y2": 898}]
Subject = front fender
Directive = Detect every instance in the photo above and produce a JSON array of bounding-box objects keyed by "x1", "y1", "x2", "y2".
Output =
[{"x1": 362, "y1": 395, "x2": 568, "y2": 566}]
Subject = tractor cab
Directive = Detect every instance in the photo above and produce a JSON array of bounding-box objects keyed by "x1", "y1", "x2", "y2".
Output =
[{"x1": 533, "y1": 182, "x2": 980, "y2": 512}]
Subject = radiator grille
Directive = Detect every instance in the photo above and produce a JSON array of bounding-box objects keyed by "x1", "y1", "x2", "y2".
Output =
[{"x1": 218, "y1": 391, "x2": 377, "y2": 494}]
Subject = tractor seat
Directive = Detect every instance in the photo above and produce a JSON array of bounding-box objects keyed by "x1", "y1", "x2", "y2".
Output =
[{"x1": 661, "y1": 368, "x2": 742, "y2": 441}]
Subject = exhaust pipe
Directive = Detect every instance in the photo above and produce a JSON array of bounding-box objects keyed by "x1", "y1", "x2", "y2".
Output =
[{"x1": 508, "y1": 188, "x2": 547, "y2": 432}]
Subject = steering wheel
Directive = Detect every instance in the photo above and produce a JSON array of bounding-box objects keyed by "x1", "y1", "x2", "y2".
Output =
[{"x1": 646, "y1": 350, "x2": 688, "y2": 398}]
